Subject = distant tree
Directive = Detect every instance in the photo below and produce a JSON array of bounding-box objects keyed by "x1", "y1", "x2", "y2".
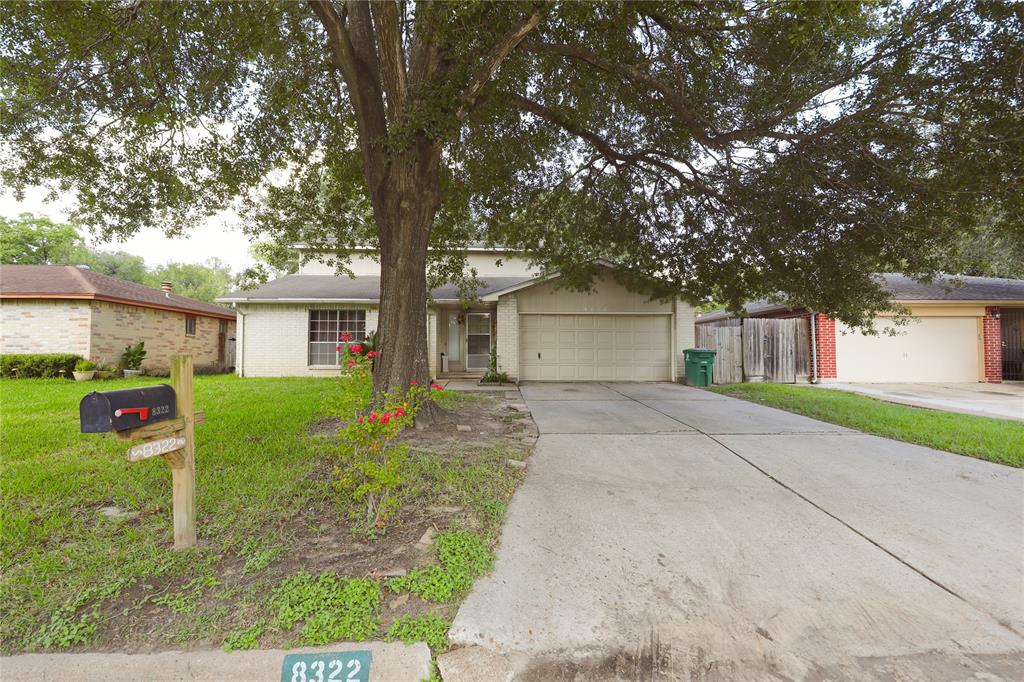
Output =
[
  {"x1": 2, "y1": 1, "x2": 1021, "y2": 401},
  {"x1": 233, "y1": 240, "x2": 300, "y2": 290},
  {"x1": 151, "y1": 259, "x2": 234, "y2": 303},
  {"x1": 78, "y1": 248, "x2": 151, "y2": 284},
  {"x1": 0, "y1": 213, "x2": 235, "y2": 297},
  {"x1": 0, "y1": 214, "x2": 82, "y2": 265},
  {"x1": 946, "y1": 214, "x2": 1024, "y2": 280}
]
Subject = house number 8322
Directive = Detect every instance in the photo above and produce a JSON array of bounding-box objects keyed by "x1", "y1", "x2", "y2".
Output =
[{"x1": 290, "y1": 658, "x2": 362, "y2": 682}]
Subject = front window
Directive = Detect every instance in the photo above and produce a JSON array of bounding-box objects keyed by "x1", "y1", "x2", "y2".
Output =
[
  {"x1": 185, "y1": 316, "x2": 197, "y2": 336},
  {"x1": 309, "y1": 309, "x2": 366, "y2": 365}
]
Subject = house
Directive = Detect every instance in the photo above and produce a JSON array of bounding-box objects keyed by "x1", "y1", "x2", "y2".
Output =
[
  {"x1": 0, "y1": 264, "x2": 236, "y2": 373},
  {"x1": 218, "y1": 244, "x2": 696, "y2": 381},
  {"x1": 696, "y1": 274, "x2": 1024, "y2": 383}
]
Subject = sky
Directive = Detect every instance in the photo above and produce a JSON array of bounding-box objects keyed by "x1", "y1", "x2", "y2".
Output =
[{"x1": 0, "y1": 187, "x2": 256, "y2": 272}]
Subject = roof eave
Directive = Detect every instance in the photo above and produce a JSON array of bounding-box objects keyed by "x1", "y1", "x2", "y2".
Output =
[{"x1": 2, "y1": 292, "x2": 235, "y2": 319}]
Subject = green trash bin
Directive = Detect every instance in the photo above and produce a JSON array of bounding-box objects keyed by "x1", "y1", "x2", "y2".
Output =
[{"x1": 683, "y1": 348, "x2": 716, "y2": 386}]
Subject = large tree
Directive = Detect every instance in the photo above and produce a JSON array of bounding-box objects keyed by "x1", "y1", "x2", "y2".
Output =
[{"x1": 1, "y1": 1, "x2": 1020, "y2": 396}]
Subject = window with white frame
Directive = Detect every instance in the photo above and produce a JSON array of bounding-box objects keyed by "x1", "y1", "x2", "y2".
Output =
[
  {"x1": 309, "y1": 310, "x2": 366, "y2": 365},
  {"x1": 185, "y1": 315, "x2": 197, "y2": 336}
]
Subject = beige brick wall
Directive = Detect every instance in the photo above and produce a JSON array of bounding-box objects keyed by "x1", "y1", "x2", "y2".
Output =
[
  {"x1": 0, "y1": 299, "x2": 92, "y2": 357},
  {"x1": 495, "y1": 294, "x2": 519, "y2": 381},
  {"x1": 236, "y1": 303, "x2": 378, "y2": 377},
  {"x1": 90, "y1": 300, "x2": 234, "y2": 373},
  {"x1": 675, "y1": 299, "x2": 696, "y2": 381}
]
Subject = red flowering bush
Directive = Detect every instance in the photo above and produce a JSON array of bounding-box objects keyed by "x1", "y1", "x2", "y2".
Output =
[
  {"x1": 334, "y1": 381, "x2": 441, "y2": 533},
  {"x1": 337, "y1": 331, "x2": 379, "y2": 375}
]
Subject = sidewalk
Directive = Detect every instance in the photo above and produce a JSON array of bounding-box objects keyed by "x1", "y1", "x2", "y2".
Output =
[{"x1": 1, "y1": 642, "x2": 431, "y2": 682}]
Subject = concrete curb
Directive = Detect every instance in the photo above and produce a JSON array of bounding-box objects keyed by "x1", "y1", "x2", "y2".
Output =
[{"x1": 1, "y1": 642, "x2": 431, "y2": 682}]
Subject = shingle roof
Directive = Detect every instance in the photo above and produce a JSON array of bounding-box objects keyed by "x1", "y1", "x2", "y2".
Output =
[
  {"x1": 696, "y1": 273, "x2": 1024, "y2": 323},
  {"x1": 218, "y1": 274, "x2": 535, "y2": 303},
  {"x1": 0, "y1": 265, "x2": 235, "y2": 319},
  {"x1": 880, "y1": 273, "x2": 1024, "y2": 300}
]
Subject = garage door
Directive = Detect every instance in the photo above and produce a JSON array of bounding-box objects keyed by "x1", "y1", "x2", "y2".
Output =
[
  {"x1": 519, "y1": 314, "x2": 672, "y2": 381},
  {"x1": 835, "y1": 316, "x2": 980, "y2": 382}
]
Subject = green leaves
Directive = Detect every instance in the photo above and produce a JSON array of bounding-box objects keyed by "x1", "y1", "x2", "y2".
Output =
[
  {"x1": 2, "y1": 1, "x2": 1021, "y2": 325},
  {"x1": 388, "y1": 530, "x2": 494, "y2": 603},
  {"x1": 271, "y1": 572, "x2": 381, "y2": 645}
]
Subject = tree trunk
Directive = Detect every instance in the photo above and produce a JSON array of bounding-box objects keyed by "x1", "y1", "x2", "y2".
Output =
[{"x1": 370, "y1": 142, "x2": 442, "y2": 411}]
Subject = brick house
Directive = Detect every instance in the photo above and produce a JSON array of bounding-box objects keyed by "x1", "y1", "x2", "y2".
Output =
[
  {"x1": 696, "y1": 275, "x2": 1024, "y2": 384},
  {"x1": 218, "y1": 245, "x2": 696, "y2": 381},
  {"x1": 1, "y1": 264, "x2": 236, "y2": 373}
]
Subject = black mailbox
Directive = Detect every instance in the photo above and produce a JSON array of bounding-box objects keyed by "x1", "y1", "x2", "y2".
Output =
[{"x1": 79, "y1": 385, "x2": 177, "y2": 433}]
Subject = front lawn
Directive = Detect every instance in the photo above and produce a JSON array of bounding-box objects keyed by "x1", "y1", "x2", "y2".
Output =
[
  {"x1": 0, "y1": 374, "x2": 531, "y2": 659},
  {"x1": 711, "y1": 383, "x2": 1024, "y2": 467}
]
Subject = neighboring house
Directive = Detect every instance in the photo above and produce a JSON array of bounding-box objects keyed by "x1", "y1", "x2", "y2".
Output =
[
  {"x1": 0, "y1": 264, "x2": 236, "y2": 373},
  {"x1": 218, "y1": 245, "x2": 696, "y2": 381},
  {"x1": 696, "y1": 274, "x2": 1024, "y2": 384}
]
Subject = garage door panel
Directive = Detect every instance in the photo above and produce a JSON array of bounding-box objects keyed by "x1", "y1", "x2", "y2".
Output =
[
  {"x1": 836, "y1": 317, "x2": 979, "y2": 383},
  {"x1": 520, "y1": 314, "x2": 671, "y2": 382}
]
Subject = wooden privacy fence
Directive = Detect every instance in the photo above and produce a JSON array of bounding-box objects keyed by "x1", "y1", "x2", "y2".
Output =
[{"x1": 696, "y1": 318, "x2": 810, "y2": 384}]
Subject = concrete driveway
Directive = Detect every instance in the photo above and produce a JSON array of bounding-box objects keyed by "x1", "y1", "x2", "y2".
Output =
[
  {"x1": 444, "y1": 382, "x2": 1024, "y2": 681},
  {"x1": 819, "y1": 382, "x2": 1024, "y2": 421}
]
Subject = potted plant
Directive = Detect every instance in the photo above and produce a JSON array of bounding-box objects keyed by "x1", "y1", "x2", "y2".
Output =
[
  {"x1": 121, "y1": 342, "x2": 147, "y2": 377},
  {"x1": 95, "y1": 363, "x2": 120, "y2": 380},
  {"x1": 73, "y1": 359, "x2": 98, "y2": 381}
]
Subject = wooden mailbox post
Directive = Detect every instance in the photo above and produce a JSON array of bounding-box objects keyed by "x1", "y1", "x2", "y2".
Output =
[{"x1": 117, "y1": 354, "x2": 203, "y2": 549}]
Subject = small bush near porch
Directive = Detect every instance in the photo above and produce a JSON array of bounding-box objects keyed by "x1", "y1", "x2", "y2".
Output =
[
  {"x1": 0, "y1": 373, "x2": 532, "y2": 659},
  {"x1": 712, "y1": 383, "x2": 1024, "y2": 467}
]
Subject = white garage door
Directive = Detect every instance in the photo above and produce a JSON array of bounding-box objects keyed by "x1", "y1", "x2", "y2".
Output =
[
  {"x1": 835, "y1": 316, "x2": 980, "y2": 383},
  {"x1": 519, "y1": 314, "x2": 672, "y2": 381}
]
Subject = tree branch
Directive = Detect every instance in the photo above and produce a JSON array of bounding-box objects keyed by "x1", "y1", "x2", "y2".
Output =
[
  {"x1": 509, "y1": 93, "x2": 720, "y2": 198},
  {"x1": 370, "y1": 0, "x2": 407, "y2": 119},
  {"x1": 307, "y1": 0, "x2": 389, "y2": 191},
  {"x1": 455, "y1": 6, "x2": 548, "y2": 121}
]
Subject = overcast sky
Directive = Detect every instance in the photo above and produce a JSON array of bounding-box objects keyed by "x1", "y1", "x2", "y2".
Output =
[{"x1": 1, "y1": 187, "x2": 256, "y2": 272}]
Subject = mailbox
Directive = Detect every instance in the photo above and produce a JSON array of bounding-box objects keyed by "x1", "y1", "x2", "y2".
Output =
[{"x1": 79, "y1": 385, "x2": 177, "y2": 433}]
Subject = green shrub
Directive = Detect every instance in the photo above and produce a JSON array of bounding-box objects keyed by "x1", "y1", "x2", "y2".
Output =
[
  {"x1": 0, "y1": 353, "x2": 82, "y2": 378},
  {"x1": 74, "y1": 359, "x2": 98, "y2": 372}
]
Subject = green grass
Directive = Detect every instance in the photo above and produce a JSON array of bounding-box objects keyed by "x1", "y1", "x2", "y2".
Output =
[
  {"x1": 0, "y1": 374, "x2": 365, "y2": 652},
  {"x1": 0, "y1": 374, "x2": 524, "y2": 656},
  {"x1": 711, "y1": 383, "x2": 1024, "y2": 467}
]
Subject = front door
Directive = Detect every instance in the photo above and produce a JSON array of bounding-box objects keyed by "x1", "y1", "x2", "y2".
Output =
[
  {"x1": 445, "y1": 311, "x2": 464, "y2": 373},
  {"x1": 1003, "y1": 308, "x2": 1024, "y2": 381}
]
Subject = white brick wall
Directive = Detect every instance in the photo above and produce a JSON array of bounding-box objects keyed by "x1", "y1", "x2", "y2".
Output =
[
  {"x1": 495, "y1": 294, "x2": 519, "y2": 380},
  {"x1": 674, "y1": 299, "x2": 696, "y2": 381},
  {"x1": 237, "y1": 303, "x2": 378, "y2": 377},
  {"x1": 0, "y1": 299, "x2": 92, "y2": 357}
]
